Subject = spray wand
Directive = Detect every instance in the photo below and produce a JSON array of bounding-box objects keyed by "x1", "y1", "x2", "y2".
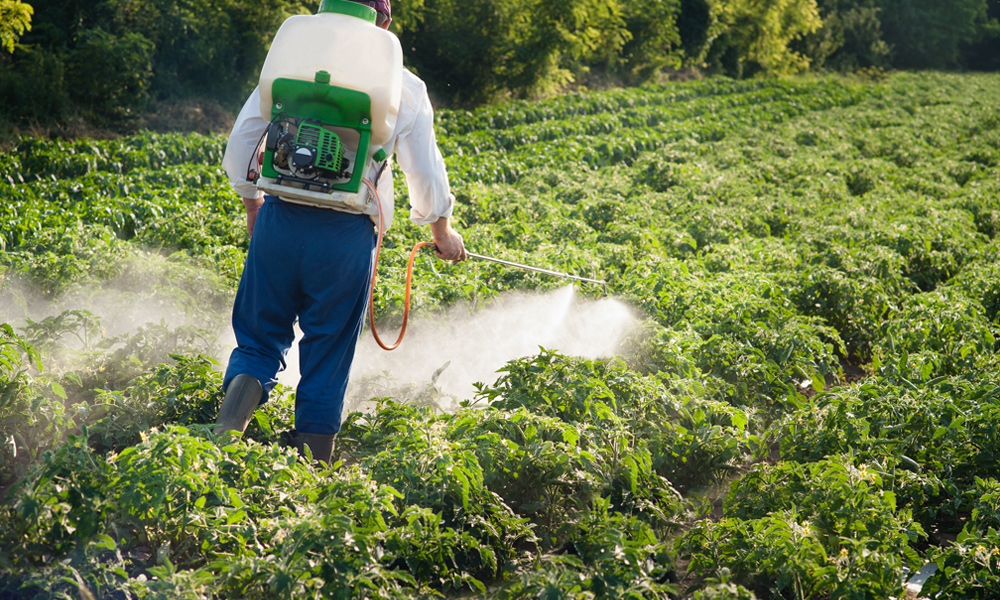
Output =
[
  {"x1": 367, "y1": 242, "x2": 609, "y2": 351},
  {"x1": 365, "y1": 178, "x2": 608, "y2": 351},
  {"x1": 461, "y1": 250, "x2": 609, "y2": 297}
]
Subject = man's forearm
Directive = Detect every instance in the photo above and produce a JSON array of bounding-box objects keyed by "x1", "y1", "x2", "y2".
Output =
[{"x1": 429, "y1": 216, "x2": 451, "y2": 238}]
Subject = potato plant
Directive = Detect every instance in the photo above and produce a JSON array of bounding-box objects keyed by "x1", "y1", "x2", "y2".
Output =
[{"x1": 0, "y1": 72, "x2": 998, "y2": 598}]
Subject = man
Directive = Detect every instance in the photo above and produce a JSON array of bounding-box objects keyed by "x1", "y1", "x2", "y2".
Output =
[{"x1": 216, "y1": 0, "x2": 466, "y2": 465}]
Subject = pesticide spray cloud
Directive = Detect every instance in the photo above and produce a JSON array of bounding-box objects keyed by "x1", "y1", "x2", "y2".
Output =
[
  {"x1": 0, "y1": 253, "x2": 232, "y2": 369},
  {"x1": 2, "y1": 256, "x2": 635, "y2": 418},
  {"x1": 272, "y1": 286, "x2": 637, "y2": 411}
]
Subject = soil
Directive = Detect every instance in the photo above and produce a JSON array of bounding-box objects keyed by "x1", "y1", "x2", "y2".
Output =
[
  {"x1": 801, "y1": 357, "x2": 869, "y2": 399},
  {"x1": 0, "y1": 98, "x2": 237, "y2": 150},
  {"x1": 137, "y1": 99, "x2": 236, "y2": 136}
]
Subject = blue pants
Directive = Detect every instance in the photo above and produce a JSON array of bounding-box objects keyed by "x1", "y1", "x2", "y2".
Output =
[{"x1": 223, "y1": 196, "x2": 376, "y2": 435}]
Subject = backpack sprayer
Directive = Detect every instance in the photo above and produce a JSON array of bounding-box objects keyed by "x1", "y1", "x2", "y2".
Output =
[
  {"x1": 254, "y1": 0, "x2": 608, "y2": 351},
  {"x1": 251, "y1": 0, "x2": 401, "y2": 214}
]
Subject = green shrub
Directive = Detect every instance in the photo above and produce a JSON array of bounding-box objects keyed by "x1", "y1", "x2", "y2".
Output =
[
  {"x1": 876, "y1": 288, "x2": 997, "y2": 380},
  {"x1": 0, "y1": 48, "x2": 70, "y2": 122},
  {"x1": 693, "y1": 582, "x2": 758, "y2": 600},
  {"x1": 66, "y1": 29, "x2": 154, "y2": 122},
  {"x1": 681, "y1": 455, "x2": 924, "y2": 599},
  {"x1": 922, "y1": 479, "x2": 1000, "y2": 598},
  {"x1": 0, "y1": 323, "x2": 80, "y2": 486},
  {"x1": 775, "y1": 375, "x2": 1000, "y2": 531}
]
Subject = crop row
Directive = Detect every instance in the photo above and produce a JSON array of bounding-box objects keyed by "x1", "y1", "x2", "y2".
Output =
[
  {"x1": 1, "y1": 132, "x2": 226, "y2": 183},
  {"x1": 442, "y1": 79, "x2": 870, "y2": 156},
  {"x1": 443, "y1": 80, "x2": 873, "y2": 186},
  {"x1": 435, "y1": 77, "x2": 858, "y2": 136},
  {"x1": 0, "y1": 164, "x2": 238, "y2": 252}
]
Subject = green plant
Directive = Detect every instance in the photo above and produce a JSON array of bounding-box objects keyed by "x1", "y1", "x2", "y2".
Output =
[
  {"x1": 682, "y1": 455, "x2": 925, "y2": 599},
  {"x1": 0, "y1": 0, "x2": 32, "y2": 53}
]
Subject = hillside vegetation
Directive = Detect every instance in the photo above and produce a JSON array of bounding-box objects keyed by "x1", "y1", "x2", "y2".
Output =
[
  {"x1": 1, "y1": 71, "x2": 999, "y2": 598},
  {"x1": 1, "y1": 0, "x2": 998, "y2": 133}
]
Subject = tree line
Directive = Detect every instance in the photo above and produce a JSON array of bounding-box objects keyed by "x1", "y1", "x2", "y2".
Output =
[{"x1": 1, "y1": 0, "x2": 998, "y2": 128}]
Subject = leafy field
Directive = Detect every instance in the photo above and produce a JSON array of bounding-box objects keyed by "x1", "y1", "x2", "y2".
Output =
[{"x1": 1, "y1": 71, "x2": 999, "y2": 599}]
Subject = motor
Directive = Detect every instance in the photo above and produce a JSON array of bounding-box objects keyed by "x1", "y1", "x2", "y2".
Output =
[{"x1": 263, "y1": 118, "x2": 351, "y2": 185}]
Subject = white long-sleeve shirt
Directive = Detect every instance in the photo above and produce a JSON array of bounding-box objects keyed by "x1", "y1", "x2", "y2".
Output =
[{"x1": 222, "y1": 69, "x2": 454, "y2": 232}]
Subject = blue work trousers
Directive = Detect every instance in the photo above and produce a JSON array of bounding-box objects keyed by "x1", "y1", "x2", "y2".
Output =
[{"x1": 223, "y1": 196, "x2": 376, "y2": 435}]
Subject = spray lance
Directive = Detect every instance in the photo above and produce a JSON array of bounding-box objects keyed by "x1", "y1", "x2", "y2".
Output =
[
  {"x1": 461, "y1": 250, "x2": 609, "y2": 296},
  {"x1": 368, "y1": 238, "x2": 609, "y2": 351}
]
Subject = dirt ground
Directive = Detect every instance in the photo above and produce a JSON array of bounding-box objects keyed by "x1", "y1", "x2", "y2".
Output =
[{"x1": 0, "y1": 98, "x2": 237, "y2": 150}]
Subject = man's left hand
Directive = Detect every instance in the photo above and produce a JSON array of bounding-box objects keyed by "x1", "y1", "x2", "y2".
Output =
[{"x1": 429, "y1": 217, "x2": 467, "y2": 263}]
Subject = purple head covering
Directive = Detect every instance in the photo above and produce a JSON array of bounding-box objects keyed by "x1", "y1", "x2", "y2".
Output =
[
  {"x1": 371, "y1": 0, "x2": 391, "y2": 19},
  {"x1": 359, "y1": 0, "x2": 390, "y2": 26}
]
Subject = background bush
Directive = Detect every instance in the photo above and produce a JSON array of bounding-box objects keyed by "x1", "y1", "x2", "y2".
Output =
[{"x1": 1, "y1": 0, "x2": 998, "y2": 128}]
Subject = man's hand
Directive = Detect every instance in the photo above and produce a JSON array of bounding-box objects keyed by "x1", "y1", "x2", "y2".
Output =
[
  {"x1": 429, "y1": 217, "x2": 467, "y2": 263},
  {"x1": 242, "y1": 196, "x2": 265, "y2": 237}
]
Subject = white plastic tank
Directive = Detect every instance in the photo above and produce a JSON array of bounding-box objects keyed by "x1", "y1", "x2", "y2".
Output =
[{"x1": 258, "y1": 9, "x2": 403, "y2": 147}]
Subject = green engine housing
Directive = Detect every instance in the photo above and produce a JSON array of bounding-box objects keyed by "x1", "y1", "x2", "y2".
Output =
[
  {"x1": 260, "y1": 70, "x2": 374, "y2": 195},
  {"x1": 295, "y1": 121, "x2": 345, "y2": 173}
]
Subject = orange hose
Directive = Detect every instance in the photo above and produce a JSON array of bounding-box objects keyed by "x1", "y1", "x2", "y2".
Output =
[
  {"x1": 365, "y1": 177, "x2": 426, "y2": 351},
  {"x1": 368, "y1": 240, "x2": 426, "y2": 351}
]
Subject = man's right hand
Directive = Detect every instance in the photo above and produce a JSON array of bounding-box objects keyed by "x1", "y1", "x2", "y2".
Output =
[
  {"x1": 429, "y1": 217, "x2": 467, "y2": 263},
  {"x1": 242, "y1": 196, "x2": 265, "y2": 237}
]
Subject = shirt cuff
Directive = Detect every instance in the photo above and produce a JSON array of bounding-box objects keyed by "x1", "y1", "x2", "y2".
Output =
[
  {"x1": 409, "y1": 192, "x2": 454, "y2": 225},
  {"x1": 233, "y1": 180, "x2": 263, "y2": 200}
]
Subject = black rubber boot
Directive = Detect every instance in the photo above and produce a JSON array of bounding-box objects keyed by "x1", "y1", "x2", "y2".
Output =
[
  {"x1": 214, "y1": 374, "x2": 263, "y2": 435},
  {"x1": 291, "y1": 431, "x2": 336, "y2": 466}
]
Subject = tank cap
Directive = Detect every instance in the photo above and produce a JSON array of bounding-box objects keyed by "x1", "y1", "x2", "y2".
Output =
[
  {"x1": 315, "y1": 70, "x2": 331, "y2": 84},
  {"x1": 373, "y1": 148, "x2": 388, "y2": 162},
  {"x1": 318, "y1": 0, "x2": 377, "y2": 23}
]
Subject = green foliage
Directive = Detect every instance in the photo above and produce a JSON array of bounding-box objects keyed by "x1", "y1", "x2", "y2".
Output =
[
  {"x1": 0, "y1": 321, "x2": 40, "y2": 389},
  {"x1": 774, "y1": 374, "x2": 1000, "y2": 532},
  {"x1": 877, "y1": 0, "x2": 995, "y2": 69},
  {"x1": 66, "y1": 28, "x2": 155, "y2": 122},
  {"x1": 400, "y1": 0, "x2": 638, "y2": 105},
  {"x1": 499, "y1": 498, "x2": 678, "y2": 598},
  {"x1": 682, "y1": 455, "x2": 924, "y2": 598},
  {"x1": 0, "y1": 324, "x2": 83, "y2": 487},
  {"x1": 1, "y1": 0, "x2": 311, "y2": 125},
  {"x1": 87, "y1": 355, "x2": 225, "y2": 452},
  {"x1": 709, "y1": 0, "x2": 823, "y2": 77},
  {"x1": 693, "y1": 583, "x2": 758, "y2": 600},
  {"x1": 0, "y1": 47, "x2": 70, "y2": 122},
  {"x1": 798, "y1": 0, "x2": 891, "y2": 71},
  {"x1": 0, "y1": 433, "x2": 118, "y2": 574},
  {"x1": 1, "y1": 0, "x2": 999, "y2": 136},
  {"x1": 875, "y1": 288, "x2": 997, "y2": 380},
  {"x1": 479, "y1": 350, "x2": 748, "y2": 492},
  {"x1": 921, "y1": 479, "x2": 1000, "y2": 598},
  {"x1": 0, "y1": 0, "x2": 32, "y2": 53},
  {"x1": 612, "y1": 0, "x2": 684, "y2": 84}
]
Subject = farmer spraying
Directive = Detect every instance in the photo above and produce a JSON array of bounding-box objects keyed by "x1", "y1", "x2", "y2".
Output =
[{"x1": 215, "y1": 0, "x2": 466, "y2": 464}]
